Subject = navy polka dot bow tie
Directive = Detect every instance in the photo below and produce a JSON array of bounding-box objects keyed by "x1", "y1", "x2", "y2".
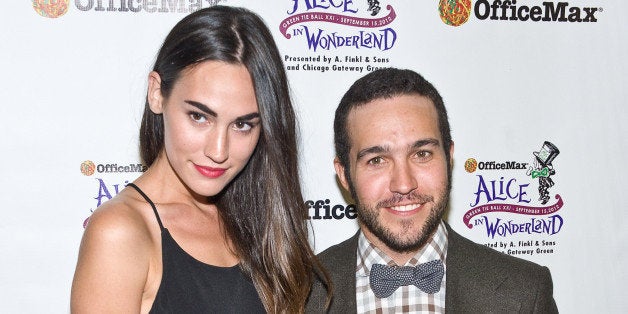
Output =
[{"x1": 369, "y1": 260, "x2": 445, "y2": 298}]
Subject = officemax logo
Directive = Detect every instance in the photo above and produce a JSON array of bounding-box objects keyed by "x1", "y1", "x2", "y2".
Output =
[
  {"x1": 34, "y1": 0, "x2": 223, "y2": 18},
  {"x1": 33, "y1": 0, "x2": 70, "y2": 18},
  {"x1": 80, "y1": 160, "x2": 147, "y2": 176},
  {"x1": 439, "y1": 0, "x2": 602, "y2": 27}
]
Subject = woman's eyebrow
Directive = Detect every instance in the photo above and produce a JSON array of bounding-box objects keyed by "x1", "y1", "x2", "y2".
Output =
[
  {"x1": 184, "y1": 100, "x2": 217, "y2": 117},
  {"x1": 235, "y1": 112, "x2": 261, "y2": 121},
  {"x1": 184, "y1": 100, "x2": 259, "y2": 121}
]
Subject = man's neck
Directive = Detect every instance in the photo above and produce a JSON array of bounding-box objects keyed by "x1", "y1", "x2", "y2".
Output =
[{"x1": 360, "y1": 226, "x2": 439, "y2": 266}]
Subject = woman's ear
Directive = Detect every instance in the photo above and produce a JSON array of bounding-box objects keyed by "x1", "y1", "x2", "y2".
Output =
[{"x1": 147, "y1": 71, "x2": 164, "y2": 114}]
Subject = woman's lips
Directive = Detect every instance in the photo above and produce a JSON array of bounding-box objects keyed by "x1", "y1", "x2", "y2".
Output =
[{"x1": 194, "y1": 164, "x2": 226, "y2": 178}]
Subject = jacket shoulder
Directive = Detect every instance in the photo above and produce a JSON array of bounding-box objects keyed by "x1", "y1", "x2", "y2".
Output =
[
  {"x1": 450, "y1": 228, "x2": 549, "y2": 275},
  {"x1": 317, "y1": 235, "x2": 357, "y2": 266},
  {"x1": 446, "y1": 226, "x2": 558, "y2": 313},
  {"x1": 306, "y1": 233, "x2": 359, "y2": 313}
]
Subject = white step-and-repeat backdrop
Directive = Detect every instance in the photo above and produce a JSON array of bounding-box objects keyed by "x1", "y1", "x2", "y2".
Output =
[{"x1": 1, "y1": 0, "x2": 626, "y2": 312}]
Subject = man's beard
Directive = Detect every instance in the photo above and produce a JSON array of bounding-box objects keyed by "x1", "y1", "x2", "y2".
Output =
[{"x1": 352, "y1": 180, "x2": 451, "y2": 254}]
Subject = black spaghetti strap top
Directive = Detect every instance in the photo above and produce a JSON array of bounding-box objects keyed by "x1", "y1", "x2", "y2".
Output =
[{"x1": 126, "y1": 183, "x2": 265, "y2": 314}]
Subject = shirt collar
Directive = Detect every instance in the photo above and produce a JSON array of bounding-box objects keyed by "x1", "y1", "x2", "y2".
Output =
[{"x1": 356, "y1": 220, "x2": 448, "y2": 276}]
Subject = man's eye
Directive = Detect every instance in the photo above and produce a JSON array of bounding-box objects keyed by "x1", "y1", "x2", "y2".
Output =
[
  {"x1": 416, "y1": 151, "x2": 433, "y2": 160},
  {"x1": 367, "y1": 157, "x2": 383, "y2": 165}
]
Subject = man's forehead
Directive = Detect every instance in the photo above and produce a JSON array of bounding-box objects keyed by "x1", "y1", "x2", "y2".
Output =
[
  {"x1": 345, "y1": 95, "x2": 438, "y2": 130},
  {"x1": 348, "y1": 94, "x2": 435, "y2": 118},
  {"x1": 346, "y1": 96, "x2": 441, "y2": 156}
]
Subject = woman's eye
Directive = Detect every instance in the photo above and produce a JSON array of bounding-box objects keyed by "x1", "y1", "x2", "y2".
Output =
[
  {"x1": 233, "y1": 121, "x2": 253, "y2": 132},
  {"x1": 190, "y1": 112, "x2": 207, "y2": 123}
]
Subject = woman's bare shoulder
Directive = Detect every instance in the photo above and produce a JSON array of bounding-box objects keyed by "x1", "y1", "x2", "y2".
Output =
[
  {"x1": 71, "y1": 186, "x2": 161, "y2": 312},
  {"x1": 85, "y1": 187, "x2": 156, "y2": 240}
]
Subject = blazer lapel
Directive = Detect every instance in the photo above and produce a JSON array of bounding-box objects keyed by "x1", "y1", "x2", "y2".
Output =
[{"x1": 445, "y1": 224, "x2": 521, "y2": 312}]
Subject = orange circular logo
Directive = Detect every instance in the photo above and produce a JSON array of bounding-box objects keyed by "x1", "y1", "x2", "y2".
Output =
[
  {"x1": 81, "y1": 160, "x2": 96, "y2": 176},
  {"x1": 464, "y1": 158, "x2": 478, "y2": 173},
  {"x1": 33, "y1": 0, "x2": 70, "y2": 18},
  {"x1": 439, "y1": 0, "x2": 472, "y2": 27}
]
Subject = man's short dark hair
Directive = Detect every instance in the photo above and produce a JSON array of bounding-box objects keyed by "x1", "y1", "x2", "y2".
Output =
[{"x1": 334, "y1": 67, "x2": 452, "y2": 189}]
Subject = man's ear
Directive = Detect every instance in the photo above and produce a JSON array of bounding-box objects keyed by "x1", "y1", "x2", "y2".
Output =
[
  {"x1": 334, "y1": 157, "x2": 350, "y2": 192},
  {"x1": 147, "y1": 71, "x2": 164, "y2": 114},
  {"x1": 448, "y1": 140, "x2": 455, "y2": 170}
]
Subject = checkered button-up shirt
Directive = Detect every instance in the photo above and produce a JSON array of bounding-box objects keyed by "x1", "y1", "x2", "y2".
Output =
[{"x1": 356, "y1": 221, "x2": 448, "y2": 313}]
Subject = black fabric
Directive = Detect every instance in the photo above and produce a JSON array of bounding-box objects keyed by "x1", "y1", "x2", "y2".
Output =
[{"x1": 126, "y1": 183, "x2": 265, "y2": 314}]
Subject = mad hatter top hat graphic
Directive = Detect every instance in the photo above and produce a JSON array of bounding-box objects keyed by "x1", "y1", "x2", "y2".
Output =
[{"x1": 534, "y1": 141, "x2": 560, "y2": 166}]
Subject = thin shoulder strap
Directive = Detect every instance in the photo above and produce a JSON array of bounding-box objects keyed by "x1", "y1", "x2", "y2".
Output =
[{"x1": 126, "y1": 183, "x2": 165, "y2": 231}]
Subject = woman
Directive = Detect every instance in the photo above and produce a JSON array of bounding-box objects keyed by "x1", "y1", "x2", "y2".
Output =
[{"x1": 71, "y1": 6, "x2": 328, "y2": 313}]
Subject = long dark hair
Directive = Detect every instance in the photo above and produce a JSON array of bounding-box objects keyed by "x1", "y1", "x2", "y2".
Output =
[{"x1": 139, "y1": 6, "x2": 328, "y2": 313}]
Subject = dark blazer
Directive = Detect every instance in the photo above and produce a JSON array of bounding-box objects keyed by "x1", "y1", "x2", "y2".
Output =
[{"x1": 306, "y1": 223, "x2": 558, "y2": 313}]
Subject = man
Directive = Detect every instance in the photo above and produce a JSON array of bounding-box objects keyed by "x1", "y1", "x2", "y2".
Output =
[{"x1": 306, "y1": 68, "x2": 558, "y2": 313}]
